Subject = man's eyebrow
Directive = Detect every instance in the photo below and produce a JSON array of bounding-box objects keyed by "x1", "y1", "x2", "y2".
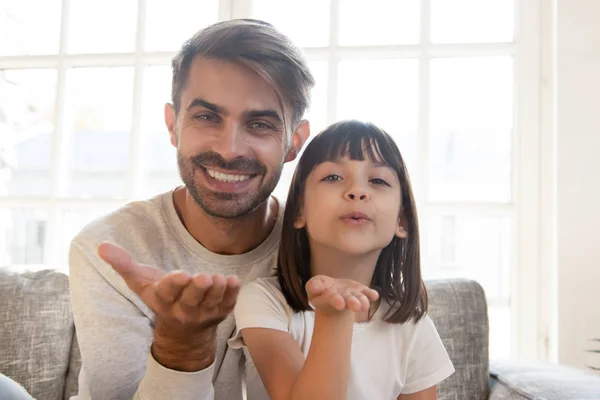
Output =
[
  {"x1": 243, "y1": 109, "x2": 283, "y2": 124},
  {"x1": 186, "y1": 98, "x2": 224, "y2": 114}
]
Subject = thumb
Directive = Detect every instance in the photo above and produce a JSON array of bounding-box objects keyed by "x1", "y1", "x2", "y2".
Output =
[
  {"x1": 97, "y1": 241, "x2": 164, "y2": 296},
  {"x1": 305, "y1": 276, "x2": 326, "y2": 298},
  {"x1": 98, "y1": 241, "x2": 136, "y2": 276}
]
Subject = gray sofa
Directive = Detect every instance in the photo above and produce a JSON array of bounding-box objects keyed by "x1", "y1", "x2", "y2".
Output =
[{"x1": 1, "y1": 266, "x2": 599, "y2": 400}]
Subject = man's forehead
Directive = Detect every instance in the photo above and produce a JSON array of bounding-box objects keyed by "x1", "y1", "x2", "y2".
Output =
[{"x1": 182, "y1": 57, "x2": 286, "y2": 117}]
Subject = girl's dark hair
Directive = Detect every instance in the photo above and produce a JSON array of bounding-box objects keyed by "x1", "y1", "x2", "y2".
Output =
[{"x1": 277, "y1": 120, "x2": 427, "y2": 323}]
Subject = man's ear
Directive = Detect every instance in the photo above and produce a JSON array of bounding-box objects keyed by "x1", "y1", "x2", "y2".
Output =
[
  {"x1": 165, "y1": 103, "x2": 178, "y2": 148},
  {"x1": 395, "y1": 210, "x2": 408, "y2": 239},
  {"x1": 285, "y1": 119, "x2": 310, "y2": 163}
]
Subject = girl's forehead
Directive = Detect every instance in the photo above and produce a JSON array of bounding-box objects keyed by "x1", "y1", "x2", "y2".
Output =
[{"x1": 316, "y1": 155, "x2": 390, "y2": 167}]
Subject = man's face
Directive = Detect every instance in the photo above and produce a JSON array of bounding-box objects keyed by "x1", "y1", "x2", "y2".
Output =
[{"x1": 165, "y1": 57, "x2": 309, "y2": 219}]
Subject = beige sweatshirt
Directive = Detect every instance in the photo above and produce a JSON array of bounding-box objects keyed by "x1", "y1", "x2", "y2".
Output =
[{"x1": 68, "y1": 189, "x2": 282, "y2": 400}]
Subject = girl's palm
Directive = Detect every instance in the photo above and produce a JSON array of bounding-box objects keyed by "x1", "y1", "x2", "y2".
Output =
[{"x1": 306, "y1": 275, "x2": 379, "y2": 314}]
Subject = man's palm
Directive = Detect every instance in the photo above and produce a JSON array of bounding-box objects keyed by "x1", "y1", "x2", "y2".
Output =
[{"x1": 97, "y1": 241, "x2": 240, "y2": 327}]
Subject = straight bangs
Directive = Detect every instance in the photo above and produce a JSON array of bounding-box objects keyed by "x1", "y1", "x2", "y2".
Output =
[{"x1": 295, "y1": 120, "x2": 407, "y2": 186}]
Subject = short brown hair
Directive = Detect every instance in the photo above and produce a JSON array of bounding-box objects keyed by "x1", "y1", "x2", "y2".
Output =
[
  {"x1": 171, "y1": 19, "x2": 315, "y2": 128},
  {"x1": 277, "y1": 120, "x2": 428, "y2": 324}
]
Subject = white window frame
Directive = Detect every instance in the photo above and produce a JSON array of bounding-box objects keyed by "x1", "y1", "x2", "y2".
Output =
[{"x1": 0, "y1": 0, "x2": 548, "y2": 361}]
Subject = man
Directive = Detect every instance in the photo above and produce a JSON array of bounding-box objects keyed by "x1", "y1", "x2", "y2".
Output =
[{"x1": 69, "y1": 19, "x2": 314, "y2": 399}]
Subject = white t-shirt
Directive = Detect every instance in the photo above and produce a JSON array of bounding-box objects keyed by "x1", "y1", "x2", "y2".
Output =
[{"x1": 229, "y1": 276, "x2": 455, "y2": 400}]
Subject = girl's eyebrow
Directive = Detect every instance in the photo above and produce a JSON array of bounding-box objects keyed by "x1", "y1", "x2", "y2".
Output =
[{"x1": 370, "y1": 161, "x2": 391, "y2": 168}]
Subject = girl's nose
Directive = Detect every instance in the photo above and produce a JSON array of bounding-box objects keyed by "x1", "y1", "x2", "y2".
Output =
[{"x1": 345, "y1": 190, "x2": 368, "y2": 201}]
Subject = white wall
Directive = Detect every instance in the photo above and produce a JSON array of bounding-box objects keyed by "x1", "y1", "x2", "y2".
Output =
[{"x1": 556, "y1": 0, "x2": 600, "y2": 371}]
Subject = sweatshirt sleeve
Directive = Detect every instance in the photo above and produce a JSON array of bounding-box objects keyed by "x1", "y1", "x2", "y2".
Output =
[{"x1": 69, "y1": 237, "x2": 216, "y2": 400}]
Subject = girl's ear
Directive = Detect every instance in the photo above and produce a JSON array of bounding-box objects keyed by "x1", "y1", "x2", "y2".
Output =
[
  {"x1": 395, "y1": 211, "x2": 408, "y2": 239},
  {"x1": 293, "y1": 206, "x2": 306, "y2": 229},
  {"x1": 294, "y1": 214, "x2": 306, "y2": 229}
]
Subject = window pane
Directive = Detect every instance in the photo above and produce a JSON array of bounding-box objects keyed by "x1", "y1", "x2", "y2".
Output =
[
  {"x1": 140, "y1": 65, "x2": 181, "y2": 198},
  {"x1": 489, "y1": 306, "x2": 512, "y2": 360},
  {"x1": 58, "y1": 207, "x2": 120, "y2": 268},
  {"x1": 145, "y1": 0, "x2": 219, "y2": 52},
  {"x1": 0, "y1": 69, "x2": 57, "y2": 197},
  {"x1": 424, "y1": 213, "x2": 512, "y2": 301},
  {"x1": 303, "y1": 61, "x2": 329, "y2": 136},
  {"x1": 0, "y1": 0, "x2": 62, "y2": 56},
  {"x1": 273, "y1": 60, "x2": 328, "y2": 201},
  {"x1": 0, "y1": 207, "x2": 46, "y2": 265},
  {"x1": 63, "y1": 67, "x2": 134, "y2": 198},
  {"x1": 431, "y1": 0, "x2": 514, "y2": 44},
  {"x1": 68, "y1": 0, "x2": 137, "y2": 54},
  {"x1": 429, "y1": 57, "x2": 513, "y2": 202},
  {"x1": 251, "y1": 0, "x2": 330, "y2": 47},
  {"x1": 338, "y1": 0, "x2": 420, "y2": 46},
  {"x1": 337, "y1": 59, "x2": 419, "y2": 171}
]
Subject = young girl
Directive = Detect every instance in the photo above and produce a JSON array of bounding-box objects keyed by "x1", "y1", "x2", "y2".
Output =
[{"x1": 229, "y1": 120, "x2": 454, "y2": 399}]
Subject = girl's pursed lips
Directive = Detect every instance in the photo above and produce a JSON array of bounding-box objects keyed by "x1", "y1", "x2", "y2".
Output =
[{"x1": 339, "y1": 211, "x2": 371, "y2": 221}]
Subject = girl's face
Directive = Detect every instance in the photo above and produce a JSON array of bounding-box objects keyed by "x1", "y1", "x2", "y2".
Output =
[{"x1": 295, "y1": 156, "x2": 407, "y2": 256}]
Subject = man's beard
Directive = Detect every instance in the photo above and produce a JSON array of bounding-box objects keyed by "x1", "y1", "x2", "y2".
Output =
[{"x1": 177, "y1": 151, "x2": 283, "y2": 219}]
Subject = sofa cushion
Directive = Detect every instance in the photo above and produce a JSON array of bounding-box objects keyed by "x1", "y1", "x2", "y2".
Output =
[
  {"x1": 0, "y1": 266, "x2": 75, "y2": 400},
  {"x1": 490, "y1": 359, "x2": 600, "y2": 399},
  {"x1": 426, "y1": 279, "x2": 490, "y2": 400}
]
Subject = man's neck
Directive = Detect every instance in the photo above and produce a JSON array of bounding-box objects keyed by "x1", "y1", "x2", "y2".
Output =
[{"x1": 173, "y1": 187, "x2": 279, "y2": 255}]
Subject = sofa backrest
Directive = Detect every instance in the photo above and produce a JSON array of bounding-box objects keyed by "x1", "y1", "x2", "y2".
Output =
[
  {"x1": 426, "y1": 279, "x2": 490, "y2": 400},
  {"x1": 0, "y1": 266, "x2": 77, "y2": 400},
  {"x1": 0, "y1": 268, "x2": 489, "y2": 400}
]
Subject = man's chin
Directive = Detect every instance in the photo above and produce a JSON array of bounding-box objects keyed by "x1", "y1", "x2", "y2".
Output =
[
  {"x1": 194, "y1": 193, "x2": 266, "y2": 220},
  {"x1": 183, "y1": 172, "x2": 279, "y2": 219}
]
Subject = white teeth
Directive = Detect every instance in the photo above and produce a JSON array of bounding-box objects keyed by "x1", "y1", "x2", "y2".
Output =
[{"x1": 206, "y1": 169, "x2": 251, "y2": 183}]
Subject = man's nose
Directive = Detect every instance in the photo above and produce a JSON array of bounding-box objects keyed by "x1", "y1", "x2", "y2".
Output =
[{"x1": 212, "y1": 123, "x2": 248, "y2": 161}]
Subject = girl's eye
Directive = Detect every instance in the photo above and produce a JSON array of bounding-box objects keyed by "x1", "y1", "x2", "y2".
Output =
[
  {"x1": 371, "y1": 178, "x2": 390, "y2": 186},
  {"x1": 322, "y1": 174, "x2": 342, "y2": 182}
]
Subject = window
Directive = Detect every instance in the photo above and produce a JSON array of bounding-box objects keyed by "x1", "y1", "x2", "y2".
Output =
[{"x1": 0, "y1": 0, "x2": 542, "y2": 361}]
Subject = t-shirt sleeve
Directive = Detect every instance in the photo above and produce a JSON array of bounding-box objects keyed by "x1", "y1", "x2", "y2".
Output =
[
  {"x1": 228, "y1": 278, "x2": 290, "y2": 350},
  {"x1": 402, "y1": 315, "x2": 455, "y2": 394}
]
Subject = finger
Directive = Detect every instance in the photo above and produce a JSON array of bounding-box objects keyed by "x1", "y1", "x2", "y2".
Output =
[
  {"x1": 327, "y1": 290, "x2": 346, "y2": 311},
  {"x1": 362, "y1": 287, "x2": 380, "y2": 302},
  {"x1": 178, "y1": 273, "x2": 213, "y2": 310},
  {"x1": 219, "y1": 276, "x2": 241, "y2": 313},
  {"x1": 154, "y1": 271, "x2": 192, "y2": 306},
  {"x1": 201, "y1": 274, "x2": 227, "y2": 308},
  {"x1": 344, "y1": 294, "x2": 363, "y2": 312},
  {"x1": 357, "y1": 293, "x2": 371, "y2": 312}
]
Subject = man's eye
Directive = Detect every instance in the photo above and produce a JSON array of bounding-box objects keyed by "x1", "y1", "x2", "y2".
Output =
[
  {"x1": 249, "y1": 121, "x2": 272, "y2": 129},
  {"x1": 194, "y1": 114, "x2": 217, "y2": 122},
  {"x1": 322, "y1": 174, "x2": 342, "y2": 182}
]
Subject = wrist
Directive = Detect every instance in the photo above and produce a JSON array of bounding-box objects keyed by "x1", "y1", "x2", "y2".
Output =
[
  {"x1": 314, "y1": 308, "x2": 354, "y2": 322},
  {"x1": 152, "y1": 320, "x2": 217, "y2": 372}
]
